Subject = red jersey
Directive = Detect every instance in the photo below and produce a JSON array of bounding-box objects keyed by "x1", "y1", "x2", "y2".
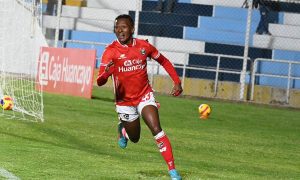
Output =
[{"x1": 97, "y1": 38, "x2": 181, "y2": 106}]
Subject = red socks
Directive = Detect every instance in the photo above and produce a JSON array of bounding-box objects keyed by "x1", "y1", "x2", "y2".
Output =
[{"x1": 155, "y1": 131, "x2": 175, "y2": 170}]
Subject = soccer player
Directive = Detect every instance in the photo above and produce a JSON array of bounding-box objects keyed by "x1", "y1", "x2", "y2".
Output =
[{"x1": 97, "y1": 14, "x2": 183, "y2": 180}]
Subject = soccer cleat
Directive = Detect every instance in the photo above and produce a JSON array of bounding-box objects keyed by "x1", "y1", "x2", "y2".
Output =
[
  {"x1": 118, "y1": 123, "x2": 128, "y2": 149},
  {"x1": 169, "y1": 169, "x2": 182, "y2": 180}
]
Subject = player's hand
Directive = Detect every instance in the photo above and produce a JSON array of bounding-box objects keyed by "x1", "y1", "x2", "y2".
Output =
[
  {"x1": 105, "y1": 61, "x2": 114, "y2": 72},
  {"x1": 171, "y1": 83, "x2": 183, "y2": 97}
]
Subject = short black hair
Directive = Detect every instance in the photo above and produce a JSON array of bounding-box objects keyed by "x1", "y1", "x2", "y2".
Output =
[{"x1": 115, "y1": 14, "x2": 134, "y2": 27}]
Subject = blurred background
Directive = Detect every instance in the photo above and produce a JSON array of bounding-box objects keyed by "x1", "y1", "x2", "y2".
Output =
[{"x1": 2, "y1": 0, "x2": 300, "y2": 110}]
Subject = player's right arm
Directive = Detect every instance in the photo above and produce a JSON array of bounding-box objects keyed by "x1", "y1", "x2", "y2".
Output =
[{"x1": 97, "y1": 48, "x2": 114, "y2": 86}]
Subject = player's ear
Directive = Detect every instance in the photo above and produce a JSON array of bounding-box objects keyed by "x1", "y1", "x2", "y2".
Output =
[{"x1": 131, "y1": 27, "x2": 135, "y2": 35}]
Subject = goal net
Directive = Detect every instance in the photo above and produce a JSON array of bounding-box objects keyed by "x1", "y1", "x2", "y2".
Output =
[{"x1": 0, "y1": 0, "x2": 46, "y2": 122}]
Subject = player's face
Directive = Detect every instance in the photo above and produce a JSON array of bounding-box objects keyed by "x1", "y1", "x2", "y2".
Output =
[{"x1": 114, "y1": 18, "x2": 134, "y2": 45}]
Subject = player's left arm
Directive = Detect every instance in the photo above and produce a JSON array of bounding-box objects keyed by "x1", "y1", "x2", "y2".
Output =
[{"x1": 150, "y1": 45, "x2": 183, "y2": 96}]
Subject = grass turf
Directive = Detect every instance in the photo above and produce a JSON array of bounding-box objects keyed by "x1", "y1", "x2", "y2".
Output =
[{"x1": 0, "y1": 86, "x2": 299, "y2": 179}]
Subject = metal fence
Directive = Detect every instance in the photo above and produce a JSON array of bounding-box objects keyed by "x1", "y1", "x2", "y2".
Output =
[{"x1": 251, "y1": 58, "x2": 300, "y2": 104}]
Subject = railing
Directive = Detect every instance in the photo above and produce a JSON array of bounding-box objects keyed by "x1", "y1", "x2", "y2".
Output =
[
  {"x1": 250, "y1": 58, "x2": 300, "y2": 103},
  {"x1": 148, "y1": 52, "x2": 251, "y2": 97},
  {"x1": 62, "y1": 39, "x2": 107, "y2": 47}
]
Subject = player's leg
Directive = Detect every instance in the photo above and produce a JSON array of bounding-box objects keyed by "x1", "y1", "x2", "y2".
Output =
[
  {"x1": 141, "y1": 105, "x2": 161, "y2": 135},
  {"x1": 116, "y1": 105, "x2": 141, "y2": 148},
  {"x1": 141, "y1": 105, "x2": 181, "y2": 179},
  {"x1": 121, "y1": 118, "x2": 141, "y2": 143},
  {"x1": 138, "y1": 92, "x2": 181, "y2": 179}
]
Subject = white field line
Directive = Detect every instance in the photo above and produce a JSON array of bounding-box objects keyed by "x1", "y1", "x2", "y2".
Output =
[{"x1": 0, "y1": 167, "x2": 20, "y2": 180}]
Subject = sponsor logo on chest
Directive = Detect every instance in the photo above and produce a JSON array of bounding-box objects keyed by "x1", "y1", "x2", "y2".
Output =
[{"x1": 118, "y1": 59, "x2": 146, "y2": 73}]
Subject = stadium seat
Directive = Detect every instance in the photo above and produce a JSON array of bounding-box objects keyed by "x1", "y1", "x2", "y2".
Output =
[
  {"x1": 256, "y1": 60, "x2": 291, "y2": 89},
  {"x1": 136, "y1": 11, "x2": 199, "y2": 27},
  {"x1": 253, "y1": 34, "x2": 300, "y2": 52},
  {"x1": 214, "y1": 6, "x2": 260, "y2": 21},
  {"x1": 42, "y1": 15, "x2": 114, "y2": 32},
  {"x1": 87, "y1": 0, "x2": 140, "y2": 11},
  {"x1": 277, "y1": 2, "x2": 300, "y2": 13},
  {"x1": 273, "y1": 50, "x2": 300, "y2": 88},
  {"x1": 191, "y1": 0, "x2": 245, "y2": 8},
  {"x1": 274, "y1": 49, "x2": 300, "y2": 61},
  {"x1": 61, "y1": 6, "x2": 128, "y2": 20},
  {"x1": 137, "y1": 35, "x2": 205, "y2": 54},
  {"x1": 183, "y1": 6, "x2": 280, "y2": 46},
  {"x1": 63, "y1": 30, "x2": 115, "y2": 67},
  {"x1": 205, "y1": 42, "x2": 272, "y2": 60},
  {"x1": 269, "y1": 24, "x2": 300, "y2": 39},
  {"x1": 142, "y1": 0, "x2": 213, "y2": 16},
  {"x1": 197, "y1": 16, "x2": 258, "y2": 32},
  {"x1": 138, "y1": 23, "x2": 183, "y2": 38},
  {"x1": 187, "y1": 53, "x2": 250, "y2": 82},
  {"x1": 283, "y1": 12, "x2": 300, "y2": 26},
  {"x1": 67, "y1": 30, "x2": 115, "y2": 44},
  {"x1": 184, "y1": 27, "x2": 247, "y2": 46}
]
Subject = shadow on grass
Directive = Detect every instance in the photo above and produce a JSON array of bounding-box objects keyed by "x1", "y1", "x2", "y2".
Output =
[
  {"x1": 138, "y1": 170, "x2": 190, "y2": 179},
  {"x1": 138, "y1": 170, "x2": 165, "y2": 178}
]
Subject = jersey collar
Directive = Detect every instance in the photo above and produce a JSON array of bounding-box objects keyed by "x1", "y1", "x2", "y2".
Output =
[{"x1": 116, "y1": 38, "x2": 136, "y2": 47}]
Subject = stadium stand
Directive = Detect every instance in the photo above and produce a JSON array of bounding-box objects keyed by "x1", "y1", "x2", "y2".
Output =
[{"x1": 42, "y1": 0, "x2": 300, "y2": 88}]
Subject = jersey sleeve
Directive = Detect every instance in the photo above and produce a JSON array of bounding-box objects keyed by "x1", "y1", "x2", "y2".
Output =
[
  {"x1": 149, "y1": 43, "x2": 181, "y2": 85},
  {"x1": 96, "y1": 48, "x2": 114, "y2": 86}
]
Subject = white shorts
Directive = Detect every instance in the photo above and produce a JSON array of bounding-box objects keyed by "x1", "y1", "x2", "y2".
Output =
[{"x1": 116, "y1": 92, "x2": 157, "y2": 122}]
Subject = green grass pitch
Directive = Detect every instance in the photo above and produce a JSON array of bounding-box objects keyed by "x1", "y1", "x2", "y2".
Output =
[{"x1": 0, "y1": 86, "x2": 300, "y2": 179}]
